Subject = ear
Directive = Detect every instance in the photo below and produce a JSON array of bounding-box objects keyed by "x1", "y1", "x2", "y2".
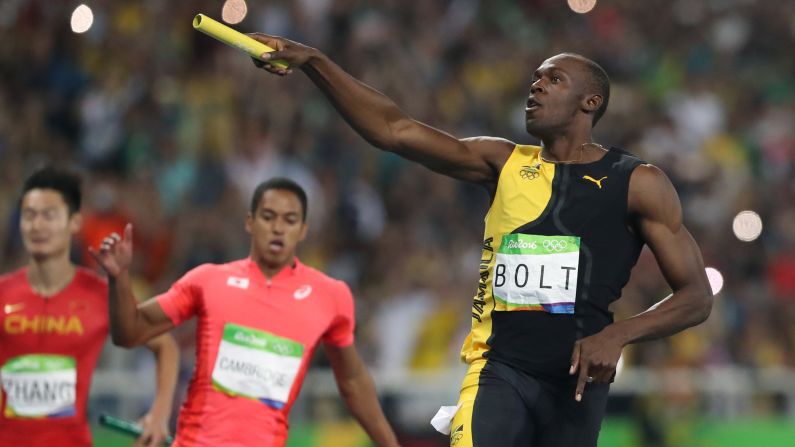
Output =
[
  {"x1": 582, "y1": 93, "x2": 603, "y2": 115},
  {"x1": 69, "y1": 212, "x2": 83, "y2": 235},
  {"x1": 245, "y1": 213, "x2": 253, "y2": 235},
  {"x1": 298, "y1": 222, "x2": 308, "y2": 242}
]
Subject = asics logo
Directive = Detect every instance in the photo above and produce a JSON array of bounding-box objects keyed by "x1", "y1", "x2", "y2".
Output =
[
  {"x1": 294, "y1": 285, "x2": 312, "y2": 300},
  {"x1": 542, "y1": 240, "x2": 569, "y2": 252},
  {"x1": 227, "y1": 277, "x2": 250, "y2": 289},
  {"x1": 583, "y1": 175, "x2": 607, "y2": 189}
]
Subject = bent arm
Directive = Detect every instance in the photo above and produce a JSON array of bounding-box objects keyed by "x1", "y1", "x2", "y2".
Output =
[
  {"x1": 326, "y1": 345, "x2": 399, "y2": 447},
  {"x1": 109, "y1": 272, "x2": 175, "y2": 347},
  {"x1": 610, "y1": 164, "x2": 713, "y2": 344}
]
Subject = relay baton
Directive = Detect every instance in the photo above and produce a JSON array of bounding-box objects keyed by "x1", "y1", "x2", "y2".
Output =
[
  {"x1": 98, "y1": 413, "x2": 175, "y2": 445},
  {"x1": 192, "y1": 14, "x2": 289, "y2": 69}
]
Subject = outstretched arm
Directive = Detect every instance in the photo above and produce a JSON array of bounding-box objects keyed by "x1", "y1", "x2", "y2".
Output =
[
  {"x1": 569, "y1": 164, "x2": 713, "y2": 400},
  {"x1": 249, "y1": 33, "x2": 513, "y2": 187},
  {"x1": 90, "y1": 223, "x2": 176, "y2": 347},
  {"x1": 326, "y1": 345, "x2": 400, "y2": 447},
  {"x1": 135, "y1": 334, "x2": 179, "y2": 447}
]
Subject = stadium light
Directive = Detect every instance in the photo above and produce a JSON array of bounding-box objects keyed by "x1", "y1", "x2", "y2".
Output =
[
  {"x1": 732, "y1": 210, "x2": 763, "y2": 242},
  {"x1": 568, "y1": 0, "x2": 597, "y2": 14},
  {"x1": 70, "y1": 4, "x2": 94, "y2": 34},
  {"x1": 705, "y1": 267, "x2": 724, "y2": 295},
  {"x1": 222, "y1": 0, "x2": 248, "y2": 25}
]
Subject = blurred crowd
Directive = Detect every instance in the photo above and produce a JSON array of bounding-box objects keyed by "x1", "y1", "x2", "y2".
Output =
[{"x1": 1, "y1": 0, "x2": 794, "y2": 432}]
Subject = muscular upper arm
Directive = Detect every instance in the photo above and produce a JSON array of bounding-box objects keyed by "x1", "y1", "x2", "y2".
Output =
[
  {"x1": 629, "y1": 165, "x2": 711, "y2": 296},
  {"x1": 388, "y1": 118, "x2": 514, "y2": 187},
  {"x1": 136, "y1": 298, "x2": 176, "y2": 344}
]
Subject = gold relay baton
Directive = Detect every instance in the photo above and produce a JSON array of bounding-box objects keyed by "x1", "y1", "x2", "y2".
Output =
[{"x1": 192, "y1": 14, "x2": 289, "y2": 69}]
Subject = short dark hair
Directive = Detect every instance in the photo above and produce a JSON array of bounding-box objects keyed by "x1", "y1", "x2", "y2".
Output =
[
  {"x1": 21, "y1": 166, "x2": 82, "y2": 214},
  {"x1": 250, "y1": 178, "x2": 308, "y2": 222},
  {"x1": 561, "y1": 53, "x2": 610, "y2": 126}
]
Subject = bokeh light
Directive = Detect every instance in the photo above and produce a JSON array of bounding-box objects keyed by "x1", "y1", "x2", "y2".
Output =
[
  {"x1": 732, "y1": 210, "x2": 763, "y2": 242},
  {"x1": 705, "y1": 267, "x2": 724, "y2": 295},
  {"x1": 222, "y1": 0, "x2": 248, "y2": 25},
  {"x1": 568, "y1": 0, "x2": 597, "y2": 14},
  {"x1": 70, "y1": 4, "x2": 93, "y2": 34}
]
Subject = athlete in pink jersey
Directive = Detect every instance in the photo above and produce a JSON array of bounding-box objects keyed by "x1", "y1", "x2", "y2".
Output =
[
  {"x1": 91, "y1": 178, "x2": 400, "y2": 447},
  {"x1": 1, "y1": 167, "x2": 179, "y2": 447}
]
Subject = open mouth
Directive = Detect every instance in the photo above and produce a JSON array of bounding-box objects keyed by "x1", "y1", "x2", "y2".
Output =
[
  {"x1": 526, "y1": 98, "x2": 541, "y2": 112},
  {"x1": 268, "y1": 240, "x2": 285, "y2": 252}
]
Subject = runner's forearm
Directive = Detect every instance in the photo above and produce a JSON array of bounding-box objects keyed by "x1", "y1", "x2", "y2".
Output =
[
  {"x1": 607, "y1": 286, "x2": 712, "y2": 345},
  {"x1": 108, "y1": 271, "x2": 147, "y2": 347},
  {"x1": 146, "y1": 335, "x2": 179, "y2": 422},
  {"x1": 338, "y1": 373, "x2": 399, "y2": 447}
]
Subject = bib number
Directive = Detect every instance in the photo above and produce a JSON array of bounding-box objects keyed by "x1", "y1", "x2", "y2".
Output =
[
  {"x1": 493, "y1": 234, "x2": 580, "y2": 314},
  {"x1": 1, "y1": 354, "x2": 77, "y2": 418},
  {"x1": 211, "y1": 323, "x2": 304, "y2": 409}
]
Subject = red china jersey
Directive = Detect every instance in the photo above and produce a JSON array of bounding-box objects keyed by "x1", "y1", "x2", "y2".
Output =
[{"x1": 0, "y1": 267, "x2": 109, "y2": 447}]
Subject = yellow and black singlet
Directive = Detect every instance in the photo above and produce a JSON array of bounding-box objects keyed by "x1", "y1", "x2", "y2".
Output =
[{"x1": 461, "y1": 144, "x2": 645, "y2": 379}]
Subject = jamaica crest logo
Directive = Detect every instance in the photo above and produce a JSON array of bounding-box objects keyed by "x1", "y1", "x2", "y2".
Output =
[
  {"x1": 519, "y1": 163, "x2": 541, "y2": 180},
  {"x1": 451, "y1": 424, "x2": 464, "y2": 445}
]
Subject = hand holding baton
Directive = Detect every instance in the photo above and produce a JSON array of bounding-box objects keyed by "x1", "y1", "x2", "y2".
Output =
[{"x1": 192, "y1": 14, "x2": 289, "y2": 69}]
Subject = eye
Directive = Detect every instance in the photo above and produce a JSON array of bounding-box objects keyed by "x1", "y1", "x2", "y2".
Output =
[{"x1": 551, "y1": 75, "x2": 561, "y2": 83}]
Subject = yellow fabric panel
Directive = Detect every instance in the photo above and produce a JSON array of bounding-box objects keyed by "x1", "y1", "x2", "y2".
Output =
[
  {"x1": 449, "y1": 359, "x2": 488, "y2": 447},
  {"x1": 460, "y1": 145, "x2": 554, "y2": 364}
]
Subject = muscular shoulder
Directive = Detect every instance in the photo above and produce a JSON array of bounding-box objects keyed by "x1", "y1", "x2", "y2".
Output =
[
  {"x1": 300, "y1": 264, "x2": 350, "y2": 292},
  {"x1": 460, "y1": 136, "x2": 516, "y2": 163},
  {"x1": 177, "y1": 263, "x2": 223, "y2": 285},
  {"x1": 73, "y1": 267, "x2": 109, "y2": 296},
  {"x1": 0, "y1": 269, "x2": 26, "y2": 299},
  {"x1": 628, "y1": 164, "x2": 682, "y2": 232},
  {"x1": 459, "y1": 136, "x2": 517, "y2": 189},
  {"x1": 0, "y1": 268, "x2": 25, "y2": 287}
]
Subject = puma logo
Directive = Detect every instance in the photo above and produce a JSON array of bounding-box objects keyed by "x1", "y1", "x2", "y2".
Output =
[{"x1": 583, "y1": 175, "x2": 607, "y2": 189}]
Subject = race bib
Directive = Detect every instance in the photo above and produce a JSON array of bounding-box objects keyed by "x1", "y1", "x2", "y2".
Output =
[
  {"x1": 493, "y1": 234, "x2": 580, "y2": 314},
  {"x1": 211, "y1": 323, "x2": 304, "y2": 409},
  {"x1": 1, "y1": 354, "x2": 77, "y2": 418}
]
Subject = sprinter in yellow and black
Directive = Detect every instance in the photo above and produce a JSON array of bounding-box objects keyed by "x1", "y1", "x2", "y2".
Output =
[{"x1": 252, "y1": 37, "x2": 714, "y2": 447}]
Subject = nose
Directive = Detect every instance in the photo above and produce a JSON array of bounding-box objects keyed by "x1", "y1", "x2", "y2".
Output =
[
  {"x1": 531, "y1": 79, "x2": 544, "y2": 94},
  {"x1": 30, "y1": 214, "x2": 46, "y2": 231},
  {"x1": 271, "y1": 218, "x2": 286, "y2": 234}
]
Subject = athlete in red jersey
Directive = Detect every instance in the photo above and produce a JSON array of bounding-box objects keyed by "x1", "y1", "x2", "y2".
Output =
[
  {"x1": 92, "y1": 177, "x2": 399, "y2": 447},
  {"x1": 0, "y1": 167, "x2": 179, "y2": 447}
]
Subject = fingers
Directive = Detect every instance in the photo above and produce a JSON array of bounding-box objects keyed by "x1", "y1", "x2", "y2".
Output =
[
  {"x1": 88, "y1": 246, "x2": 102, "y2": 263},
  {"x1": 98, "y1": 233, "x2": 121, "y2": 253},
  {"x1": 247, "y1": 32, "x2": 283, "y2": 50},
  {"x1": 575, "y1": 361, "x2": 589, "y2": 402},
  {"x1": 124, "y1": 223, "x2": 133, "y2": 245},
  {"x1": 569, "y1": 340, "x2": 580, "y2": 376},
  {"x1": 145, "y1": 433, "x2": 162, "y2": 447},
  {"x1": 254, "y1": 52, "x2": 293, "y2": 75},
  {"x1": 570, "y1": 340, "x2": 588, "y2": 402}
]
